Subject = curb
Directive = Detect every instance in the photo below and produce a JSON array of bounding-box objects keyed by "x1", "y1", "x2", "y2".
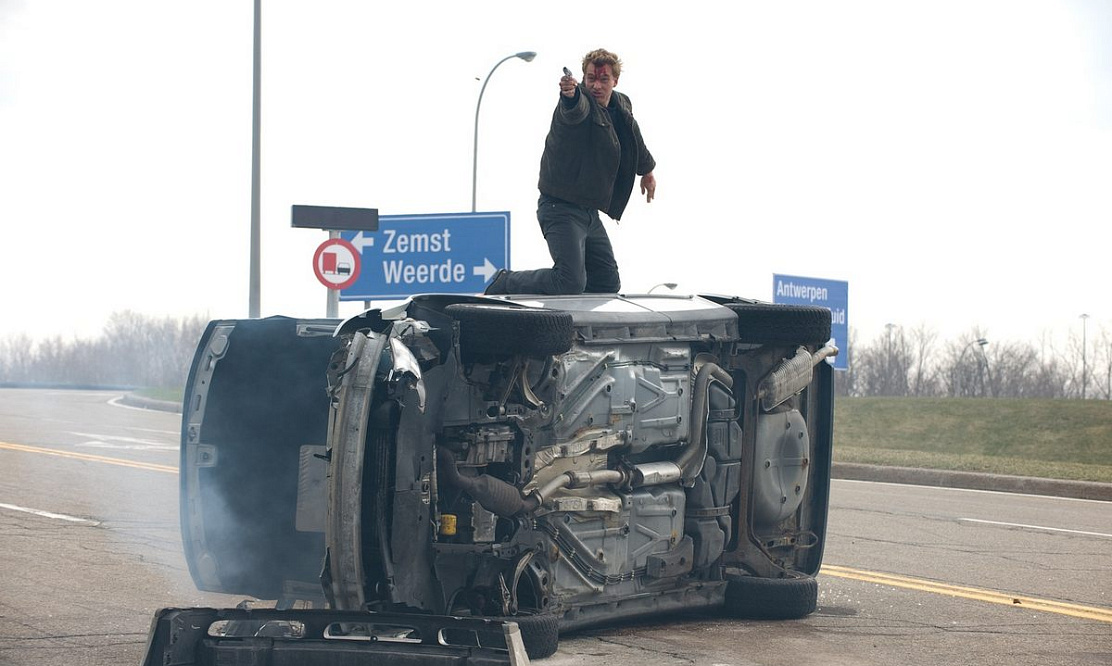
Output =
[
  {"x1": 833, "y1": 462, "x2": 1112, "y2": 502},
  {"x1": 120, "y1": 393, "x2": 1111, "y2": 503},
  {"x1": 119, "y1": 393, "x2": 183, "y2": 413}
]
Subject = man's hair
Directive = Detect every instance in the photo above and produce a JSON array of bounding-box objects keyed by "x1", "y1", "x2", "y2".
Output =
[{"x1": 581, "y1": 48, "x2": 622, "y2": 79}]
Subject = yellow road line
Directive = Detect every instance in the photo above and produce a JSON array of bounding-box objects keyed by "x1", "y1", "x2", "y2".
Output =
[
  {"x1": 0, "y1": 441, "x2": 178, "y2": 475},
  {"x1": 822, "y1": 564, "x2": 1112, "y2": 624},
  {"x1": 6, "y1": 439, "x2": 1108, "y2": 624}
]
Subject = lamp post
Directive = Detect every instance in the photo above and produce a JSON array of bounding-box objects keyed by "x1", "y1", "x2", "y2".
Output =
[
  {"x1": 956, "y1": 338, "x2": 988, "y2": 397},
  {"x1": 1081, "y1": 313, "x2": 1090, "y2": 399},
  {"x1": 648, "y1": 283, "x2": 677, "y2": 293},
  {"x1": 979, "y1": 343, "x2": 993, "y2": 397},
  {"x1": 249, "y1": 0, "x2": 261, "y2": 317},
  {"x1": 472, "y1": 51, "x2": 536, "y2": 212}
]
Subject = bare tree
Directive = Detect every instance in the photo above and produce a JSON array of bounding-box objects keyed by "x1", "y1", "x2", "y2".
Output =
[
  {"x1": 0, "y1": 334, "x2": 35, "y2": 383},
  {"x1": 0, "y1": 312, "x2": 208, "y2": 388},
  {"x1": 854, "y1": 325, "x2": 911, "y2": 397},
  {"x1": 835, "y1": 327, "x2": 859, "y2": 396},
  {"x1": 907, "y1": 323, "x2": 940, "y2": 396},
  {"x1": 1094, "y1": 327, "x2": 1111, "y2": 400},
  {"x1": 829, "y1": 321, "x2": 1100, "y2": 399},
  {"x1": 944, "y1": 329, "x2": 991, "y2": 397},
  {"x1": 981, "y1": 340, "x2": 1059, "y2": 398},
  {"x1": 1061, "y1": 327, "x2": 1089, "y2": 399}
]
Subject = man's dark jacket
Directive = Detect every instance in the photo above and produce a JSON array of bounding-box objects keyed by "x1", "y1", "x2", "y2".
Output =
[{"x1": 537, "y1": 85, "x2": 656, "y2": 221}]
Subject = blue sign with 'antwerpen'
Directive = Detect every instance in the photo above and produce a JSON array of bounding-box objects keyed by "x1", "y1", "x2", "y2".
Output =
[{"x1": 772, "y1": 274, "x2": 849, "y2": 371}]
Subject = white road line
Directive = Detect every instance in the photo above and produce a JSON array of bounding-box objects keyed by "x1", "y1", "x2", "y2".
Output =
[
  {"x1": 107, "y1": 395, "x2": 180, "y2": 414},
  {"x1": 75, "y1": 441, "x2": 179, "y2": 451},
  {"x1": 68, "y1": 431, "x2": 177, "y2": 450},
  {"x1": 0, "y1": 502, "x2": 98, "y2": 524},
  {"x1": 958, "y1": 517, "x2": 1112, "y2": 539},
  {"x1": 123, "y1": 426, "x2": 179, "y2": 436},
  {"x1": 834, "y1": 478, "x2": 1109, "y2": 504}
]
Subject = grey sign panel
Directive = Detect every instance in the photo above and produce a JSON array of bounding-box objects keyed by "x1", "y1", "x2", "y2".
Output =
[{"x1": 291, "y1": 205, "x2": 380, "y2": 231}]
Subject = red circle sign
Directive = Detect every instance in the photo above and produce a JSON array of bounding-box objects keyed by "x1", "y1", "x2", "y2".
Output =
[{"x1": 313, "y1": 238, "x2": 361, "y2": 290}]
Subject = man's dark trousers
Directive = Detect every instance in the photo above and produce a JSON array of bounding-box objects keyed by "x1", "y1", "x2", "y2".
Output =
[{"x1": 499, "y1": 195, "x2": 621, "y2": 295}]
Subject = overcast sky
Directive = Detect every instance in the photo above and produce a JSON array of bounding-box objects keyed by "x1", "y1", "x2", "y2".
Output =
[{"x1": 1, "y1": 1, "x2": 1109, "y2": 351}]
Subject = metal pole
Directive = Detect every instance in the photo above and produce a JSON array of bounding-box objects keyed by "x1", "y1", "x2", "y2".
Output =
[
  {"x1": 327, "y1": 230, "x2": 339, "y2": 318},
  {"x1": 249, "y1": 0, "x2": 262, "y2": 318},
  {"x1": 1081, "y1": 314, "x2": 1090, "y2": 399},
  {"x1": 978, "y1": 344, "x2": 991, "y2": 397},
  {"x1": 472, "y1": 52, "x2": 535, "y2": 212},
  {"x1": 885, "y1": 323, "x2": 896, "y2": 396}
]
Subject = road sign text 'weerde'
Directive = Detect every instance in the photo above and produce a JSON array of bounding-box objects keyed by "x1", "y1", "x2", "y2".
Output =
[{"x1": 340, "y1": 212, "x2": 510, "y2": 300}]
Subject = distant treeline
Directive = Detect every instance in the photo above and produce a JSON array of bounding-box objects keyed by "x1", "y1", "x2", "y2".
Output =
[
  {"x1": 0, "y1": 312, "x2": 208, "y2": 388},
  {"x1": 0, "y1": 313, "x2": 1107, "y2": 399},
  {"x1": 837, "y1": 323, "x2": 1110, "y2": 399}
]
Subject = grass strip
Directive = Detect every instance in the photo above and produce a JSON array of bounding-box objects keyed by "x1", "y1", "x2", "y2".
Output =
[
  {"x1": 835, "y1": 397, "x2": 1112, "y2": 483},
  {"x1": 834, "y1": 446, "x2": 1112, "y2": 483}
]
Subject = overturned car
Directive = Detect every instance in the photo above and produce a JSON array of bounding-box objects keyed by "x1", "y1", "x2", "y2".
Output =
[{"x1": 168, "y1": 292, "x2": 835, "y2": 661}]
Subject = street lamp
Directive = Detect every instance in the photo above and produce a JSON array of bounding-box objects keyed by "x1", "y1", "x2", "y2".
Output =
[
  {"x1": 956, "y1": 338, "x2": 988, "y2": 397},
  {"x1": 648, "y1": 283, "x2": 677, "y2": 293},
  {"x1": 472, "y1": 51, "x2": 536, "y2": 212},
  {"x1": 1081, "y1": 313, "x2": 1090, "y2": 399}
]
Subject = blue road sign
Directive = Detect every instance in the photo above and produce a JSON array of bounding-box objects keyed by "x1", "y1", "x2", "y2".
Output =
[
  {"x1": 772, "y1": 274, "x2": 849, "y2": 371},
  {"x1": 339, "y1": 212, "x2": 510, "y2": 300}
]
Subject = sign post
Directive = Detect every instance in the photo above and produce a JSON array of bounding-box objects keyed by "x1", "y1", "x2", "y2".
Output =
[
  {"x1": 313, "y1": 236, "x2": 361, "y2": 317},
  {"x1": 293, "y1": 205, "x2": 379, "y2": 318},
  {"x1": 772, "y1": 274, "x2": 849, "y2": 371}
]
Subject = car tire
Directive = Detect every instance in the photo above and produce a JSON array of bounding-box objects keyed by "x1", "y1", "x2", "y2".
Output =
[
  {"x1": 445, "y1": 303, "x2": 574, "y2": 363},
  {"x1": 727, "y1": 303, "x2": 831, "y2": 346},
  {"x1": 722, "y1": 574, "x2": 818, "y2": 620},
  {"x1": 499, "y1": 612, "x2": 560, "y2": 659}
]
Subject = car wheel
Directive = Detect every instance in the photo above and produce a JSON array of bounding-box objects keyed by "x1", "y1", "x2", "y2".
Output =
[
  {"x1": 727, "y1": 303, "x2": 831, "y2": 346},
  {"x1": 498, "y1": 612, "x2": 560, "y2": 659},
  {"x1": 722, "y1": 574, "x2": 818, "y2": 620},
  {"x1": 445, "y1": 304, "x2": 574, "y2": 363}
]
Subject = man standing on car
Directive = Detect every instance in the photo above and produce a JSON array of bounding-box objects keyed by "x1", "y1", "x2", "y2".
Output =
[{"x1": 484, "y1": 48, "x2": 656, "y2": 295}]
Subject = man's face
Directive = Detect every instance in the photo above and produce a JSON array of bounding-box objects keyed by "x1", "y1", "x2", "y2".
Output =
[{"x1": 584, "y1": 62, "x2": 618, "y2": 107}]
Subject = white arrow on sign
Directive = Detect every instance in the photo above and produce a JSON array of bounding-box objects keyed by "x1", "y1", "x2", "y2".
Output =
[
  {"x1": 351, "y1": 231, "x2": 375, "y2": 253},
  {"x1": 473, "y1": 258, "x2": 498, "y2": 282}
]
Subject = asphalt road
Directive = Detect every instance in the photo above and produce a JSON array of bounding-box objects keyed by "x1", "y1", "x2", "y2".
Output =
[{"x1": 0, "y1": 388, "x2": 1108, "y2": 666}]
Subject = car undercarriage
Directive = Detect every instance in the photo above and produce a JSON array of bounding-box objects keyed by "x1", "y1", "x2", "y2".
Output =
[{"x1": 158, "y1": 292, "x2": 836, "y2": 662}]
